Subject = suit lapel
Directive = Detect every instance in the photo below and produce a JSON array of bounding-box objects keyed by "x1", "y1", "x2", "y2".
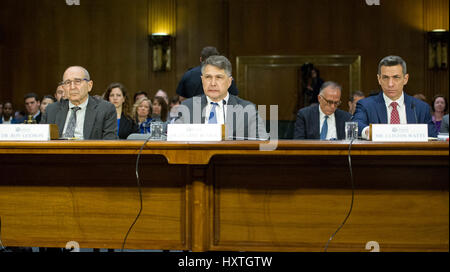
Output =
[
  {"x1": 312, "y1": 105, "x2": 320, "y2": 138},
  {"x1": 83, "y1": 96, "x2": 97, "y2": 139},
  {"x1": 404, "y1": 94, "x2": 416, "y2": 123},
  {"x1": 376, "y1": 93, "x2": 388, "y2": 123},
  {"x1": 56, "y1": 100, "x2": 69, "y2": 136}
]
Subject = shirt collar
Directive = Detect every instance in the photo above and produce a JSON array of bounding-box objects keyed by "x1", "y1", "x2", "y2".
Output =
[
  {"x1": 318, "y1": 105, "x2": 335, "y2": 120},
  {"x1": 69, "y1": 98, "x2": 89, "y2": 110},
  {"x1": 383, "y1": 92, "x2": 404, "y2": 107},
  {"x1": 206, "y1": 93, "x2": 229, "y2": 107}
]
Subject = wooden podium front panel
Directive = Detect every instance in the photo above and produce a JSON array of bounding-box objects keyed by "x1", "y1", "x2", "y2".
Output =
[
  {"x1": 209, "y1": 155, "x2": 449, "y2": 252},
  {"x1": 0, "y1": 154, "x2": 189, "y2": 250}
]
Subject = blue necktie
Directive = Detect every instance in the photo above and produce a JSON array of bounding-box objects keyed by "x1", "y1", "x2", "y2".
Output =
[
  {"x1": 209, "y1": 102, "x2": 218, "y2": 124},
  {"x1": 320, "y1": 115, "x2": 328, "y2": 140}
]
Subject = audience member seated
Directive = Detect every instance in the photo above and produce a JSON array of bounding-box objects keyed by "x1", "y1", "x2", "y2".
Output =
[
  {"x1": 14, "y1": 110, "x2": 26, "y2": 123},
  {"x1": 348, "y1": 90, "x2": 365, "y2": 115},
  {"x1": 294, "y1": 81, "x2": 351, "y2": 140},
  {"x1": 41, "y1": 66, "x2": 118, "y2": 139},
  {"x1": 169, "y1": 94, "x2": 181, "y2": 123},
  {"x1": 54, "y1": 82, "x2": 66, "y2": 102},
  {"x1": 104, "y1": 82, "x2": 138, "y2": 139},
  {"x1": 440, "y1": 114, "x2": 449, "y2": 133},
  {"x1": 0, "y1": 102, "x2": 19, "y2": 124},
  {"x1": 155, "y1": 89, "x2": 169, "y2": 105},
  {"x1": 175, "y1": 55, "x2": 267, "y2": 140},
  {"x1": 40, "y1": 95, "x2": 57, "y2": 114},
  {"x1": 431, "y1": 94, "x2": 448, "y2": 136},
  {"x1": 24, "y1": 92, "x2": 42, "y2": 123},
  {"x1": 133, "y1": 91, "x2": 149, "y2": 103},
  {"x1": 152, "y1": 95, "x2": 169, "y2": 123},
  {"x1": 353, "y1": 55, "x2": 436, "y2": 138},
  {"x1": 132, "y1": 97, "x2": 153, "y2": 134},
  {"x1": 176, "y1": 46, "x2": 239, "y2": 101}
]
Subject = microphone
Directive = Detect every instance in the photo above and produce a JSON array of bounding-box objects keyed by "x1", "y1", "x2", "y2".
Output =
[
  {"x1": 222, "y1": 100, "x2": 227, "y2": 122},
  {"x1": 411, "y1": 103, "x2": 418, "y2": 123}
]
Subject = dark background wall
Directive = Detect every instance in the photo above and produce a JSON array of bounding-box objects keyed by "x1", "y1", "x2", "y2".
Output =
[{"x1": 0, "y1": 0, "x2": 448, "y2": 116}]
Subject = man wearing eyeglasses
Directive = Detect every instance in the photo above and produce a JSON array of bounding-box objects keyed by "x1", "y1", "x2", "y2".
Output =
[
  {"x1": 41, "y1": 66, "x2": 118, "y2": 140},
  {"x1": 294, "y1": 81, "x2": 351, "y2": 140},
  {"x1": 352, "y1": 55, "x2": 436, "y2": 139},
  {"x1": 175, "y1": 55, "x2": 268, "y2": 140}
]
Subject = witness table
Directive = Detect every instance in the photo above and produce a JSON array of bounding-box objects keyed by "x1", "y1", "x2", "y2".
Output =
[{"x1": 0, "y1": 140, "x2": 448, "y2": 252}]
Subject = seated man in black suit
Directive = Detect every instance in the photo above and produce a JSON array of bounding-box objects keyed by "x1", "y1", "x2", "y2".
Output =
[
  {"x1": 41, "y1": 66, "x2": 118, "y2": 140},
  {"x1": 294, "y1": 81, "x2": 351, "y2": 140}
]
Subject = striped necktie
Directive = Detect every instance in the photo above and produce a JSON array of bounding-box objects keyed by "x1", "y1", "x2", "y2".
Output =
[
  {"x1": 320, "y1": 115, "x2": 328, "y2": 140},
  {"x1": 64, "y1": 106, "x2": 81, "y2": 138}
]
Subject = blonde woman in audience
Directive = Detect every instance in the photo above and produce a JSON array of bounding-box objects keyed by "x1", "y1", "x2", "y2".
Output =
[{"x1": 132, "y1": 97, "x2": 153, "y2": 134}]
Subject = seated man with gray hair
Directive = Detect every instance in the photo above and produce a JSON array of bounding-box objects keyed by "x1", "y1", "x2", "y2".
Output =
[
  {"x1": 294, "y1": 81, "x2": 352, "y2": 140},
  {"x1": 41, "y1": 66, "x2": 118, "y2": 140},
  {"x1": 175, "y1": 55, "x2": 268, "y2": 140}
]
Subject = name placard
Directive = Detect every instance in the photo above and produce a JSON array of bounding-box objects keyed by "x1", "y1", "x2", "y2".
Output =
[
  {"x1": 0, "y1": 124, "x2": 59, "y2": 141},
  {"x1": 370, "y1": 124, "x2": 428, "y2": 142},
  {"x1": 167, "y1": 124, "x2": 224, "y2": 141}
]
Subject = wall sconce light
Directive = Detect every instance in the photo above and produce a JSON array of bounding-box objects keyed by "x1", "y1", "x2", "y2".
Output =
[
  {"x1": 150, "y1": 33, "x2": 172, "y2": 72},
  {"x1": 427, "y1": 29, "x2": 449, "y2": 70}
]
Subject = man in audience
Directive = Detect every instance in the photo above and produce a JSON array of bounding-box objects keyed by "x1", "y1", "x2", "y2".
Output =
[
  {"x1": 24, "y1": 93, "x2": 42, "y2": 123},
  {"x1": 176, "y1": 46, "x2": 239, "y2": 101},
  {"x1": 134, "y1": 91, "x2": 148, "y2": 103},
  {"x1": 176, "y1": 55, "x2": 267, "y2": 140},
  {"x1": 352, "y1": 55, "x2": 436, "y2": 139},
  {"x1": 41, "y1": 66, "x2": 118, "y2": 139},
  {"x1": 348, "y1": 90, "x2": 365, "y2": 115},
  {"x1": 0, "y1": 102, "x2": 18, "y2": 124},
  {"x1": 294, "y1": 81, "x2": 351, "y2": 140},
  {"x1": 54, "y1": 82, "x2": 66, "y2": 102}
]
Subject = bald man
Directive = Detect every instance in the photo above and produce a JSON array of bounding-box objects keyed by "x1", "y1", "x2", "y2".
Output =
[{"x1": 41, "y1": 66, "x2": 118, "y2": 139}]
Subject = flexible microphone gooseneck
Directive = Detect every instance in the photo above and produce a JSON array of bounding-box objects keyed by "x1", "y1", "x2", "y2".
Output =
[
  {"x1": 222, "y1": 100, "x2": 227, "y2": 123},
  {"x1": 323, "y1": 138, "x2": 356, "y2": 252},
  {"x1": 121, "y1": 133, "x2": 153, "y2": 251}
]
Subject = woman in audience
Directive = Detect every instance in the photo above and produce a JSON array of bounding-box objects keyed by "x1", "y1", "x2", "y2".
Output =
[
  {"x1": 152, "y1": 96, "x2": 169, "y2": 122},
  {"x1": 132, "y1": 97, "x2": 153, "y2": 134},
  {"x1": 104, "y1": 82, "x2": 138, "y2": 139},
  {"x1": 40, "y1": 95, "x2": 57, "y2": 114},
  {"x1": 431, "y1": 94, "x2": 448, "y2": 135}
]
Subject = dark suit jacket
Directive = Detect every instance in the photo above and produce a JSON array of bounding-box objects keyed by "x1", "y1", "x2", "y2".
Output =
[
  {"x1": 175, "y1": 94, "x2": 268, "y2": 140},
  {"x1": 118, "y1": 113, "x2": 138, "y2": 139},
  {"x1": 175, "y1": 66, "x2": 239, "y2": 98},
  {"x1": 294, "y1": 104, "x2": 352, "y2": 140},
  {"x1": 352, "y1": 92, "x2": 436, "y2": 137},
  {"x1": 41, "y1": 96, "x2": 118, "y2": 140}
]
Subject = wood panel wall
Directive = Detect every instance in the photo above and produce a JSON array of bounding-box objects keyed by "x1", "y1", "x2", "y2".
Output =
[{"x1": 0, "y1": 0, "x2": 448, "y2": 115}]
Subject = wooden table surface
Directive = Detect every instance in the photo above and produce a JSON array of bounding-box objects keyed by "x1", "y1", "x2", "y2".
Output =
[{"x1": 0, "y1": 140, "x2": 448, "y2": 251}]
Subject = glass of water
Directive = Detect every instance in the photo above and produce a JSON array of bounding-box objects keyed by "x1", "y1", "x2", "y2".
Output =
[
  {"x1": 345, "y1": 121, "x2": 358, "y2": 140},
  {"x1": 149, "y1": 121, "x2": 163, "y2": 140}
]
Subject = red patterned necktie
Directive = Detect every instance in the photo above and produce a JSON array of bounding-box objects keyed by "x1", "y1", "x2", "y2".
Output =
[{"x1": 390, "y1": 102, "x2": 400, "y2": 124}]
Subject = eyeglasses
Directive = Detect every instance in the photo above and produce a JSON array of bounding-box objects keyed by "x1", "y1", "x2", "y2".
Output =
[
  {"x1": 62, "y1": 78, "x2": 89, "y2": 88},
  {"x1": 319, "y1": 95, "x2": 341, "y2": 106}
]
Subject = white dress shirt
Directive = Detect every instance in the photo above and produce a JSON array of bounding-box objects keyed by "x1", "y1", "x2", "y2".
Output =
[
  {"x1": 319, "y1": 106, "x2": 337, "y2": 140},
  {"x1": 63, "y1": 99, "x2": 89, "y2": 139},
  {"x1": 205, "y1": 93, "x2": 229, "y2": 124},
  {"x1": 361, "y1": 92, "x2": 407, "y2": 139}
]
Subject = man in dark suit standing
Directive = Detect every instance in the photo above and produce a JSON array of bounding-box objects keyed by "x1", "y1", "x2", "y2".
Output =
[
  {"x1": 41, "y1": 66, "x2": 118, "y2": 140},
  {"x1": 352, "y1": 55, "x2": 436, "y2": 139},
  {"x1": 175, "y1": 46, "x2": 239, "y2": 101},
  {"x1": 294, "y1": 81, "x2": 351, "y2": 140},
  {"x1": 175, "y1": 55, "x2": 267, "y2": 140}
]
